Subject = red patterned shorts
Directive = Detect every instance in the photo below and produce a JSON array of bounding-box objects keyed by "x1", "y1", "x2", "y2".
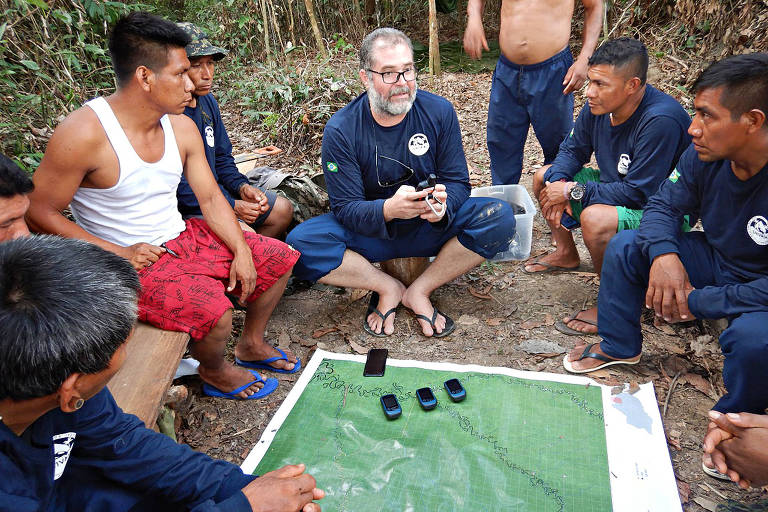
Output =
[{"x1": 137, "y1": 218, "x2": 300, "y2": 339}]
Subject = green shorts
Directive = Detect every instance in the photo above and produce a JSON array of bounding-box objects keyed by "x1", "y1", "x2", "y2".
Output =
[{"x1": 568, "y1": 167, "x2": 691, "y2": 232}]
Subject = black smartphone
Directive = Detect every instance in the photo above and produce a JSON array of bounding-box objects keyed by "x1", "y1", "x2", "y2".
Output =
[
  {"x1": 363, "y1": 348, "x2": 388, "y2": 377},
  {"x1": 560, "y1": 212, "x2": 580, "y2": 231}
]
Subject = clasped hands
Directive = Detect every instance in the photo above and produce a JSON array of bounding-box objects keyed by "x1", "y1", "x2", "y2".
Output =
[
  {"x1": 703, "y1": 411, "x2": 768, "y2": 489},
  {"x1": 383, "y1": 184, "x2": 447, "y2": 223},
  {"x1": 540, "y1": 180, "x2": 573, "y2": 229}
]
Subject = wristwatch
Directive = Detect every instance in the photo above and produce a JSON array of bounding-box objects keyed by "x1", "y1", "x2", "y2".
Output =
[{"x1": 568, "y1": 183, "x2": 586, "y2": 201}]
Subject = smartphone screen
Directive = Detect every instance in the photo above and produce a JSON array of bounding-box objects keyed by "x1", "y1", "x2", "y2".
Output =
[
  {"x1": 445, "y1": 379, "x2": 463, "y2": 394},
  {"x1": 417, "y1": 387, "x2": 435, "y2": 402},
  {"x1": 363, "y1": 348, "x2": 388, "y2": 377}
]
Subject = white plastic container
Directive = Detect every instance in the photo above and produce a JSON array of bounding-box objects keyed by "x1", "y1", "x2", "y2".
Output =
[{"x1": 470, "y1": 184, "x2": 537, "y2": 261}]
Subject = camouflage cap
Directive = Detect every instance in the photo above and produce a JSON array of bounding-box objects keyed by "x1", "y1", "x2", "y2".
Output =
[{"x1": 177, "y1": 22, "x2": 228, "y2": 61}]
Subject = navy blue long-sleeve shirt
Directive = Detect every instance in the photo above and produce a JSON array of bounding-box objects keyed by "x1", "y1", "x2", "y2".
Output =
[
  {"x1": 177, "y1": 94, "x2": 249, "y2": 217},
  {"x1": 636, "y1": 146, "x2": 768, "y2": 319},
  {"x1": 0, "y1": 387, "x2": 255, "y2": 511},
  {"x1": 544, "y1": 85, "x2": 691, "y2": 209},
  {"x1": 321, "y1": 90, "x2": 470, "y2": 239}
]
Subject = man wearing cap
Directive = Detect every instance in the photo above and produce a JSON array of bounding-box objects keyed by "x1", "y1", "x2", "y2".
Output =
[{"x1": 176, "y1": 22, "x2": 293, "y2": 239}]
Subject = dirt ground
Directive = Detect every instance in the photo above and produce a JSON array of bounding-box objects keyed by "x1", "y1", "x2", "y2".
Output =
[{"x1": 174, "y1": 66, "x2": 767, "y2": 511}]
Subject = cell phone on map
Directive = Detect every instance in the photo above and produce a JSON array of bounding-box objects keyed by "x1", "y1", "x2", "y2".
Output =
[
  {"x1": 444, "y1": 378, "x2": 466, "y2": 402},
  {"x1": 380, "y1": 394, "x2": 402, "y2": 419},
  {"x1": 364, "y1": 348, "x2": 388, "y2": 377},
  {"x1": 416, "y1": 387, "x2": 437, "y2": 410}
]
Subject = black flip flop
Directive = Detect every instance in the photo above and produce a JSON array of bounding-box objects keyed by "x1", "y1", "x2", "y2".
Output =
[
  {"x1": 363, "y1": 292, "x2": 396, "y2": 337},
  {"x1": 411, "y1": 308, "x2": 455, "y2": 338},
  {"x1": 554, "y1": 309, "x2": 598, "y2": 336},
  {"x1": 562, "y1": 343, "x2": 640, "y2": 374}
]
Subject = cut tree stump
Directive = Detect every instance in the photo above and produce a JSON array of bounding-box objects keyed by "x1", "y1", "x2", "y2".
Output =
[
  {"x1": 380, "y1": 257, "x2": 430, "y2": 286},
  {"x1": 108, "y1": 323, "x2": 189, "y2": 430}
]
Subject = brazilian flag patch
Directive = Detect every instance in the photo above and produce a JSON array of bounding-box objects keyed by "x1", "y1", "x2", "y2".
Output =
[
  {"x1": 326, "y1": 161, "x2": 338, "y2": 173},
  {"x1": 668, "y1": 168, "x2": 680, "y2": 183}
]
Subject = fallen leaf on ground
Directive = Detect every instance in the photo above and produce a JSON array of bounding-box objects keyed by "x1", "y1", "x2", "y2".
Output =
[
  {"x1": 676, "y1": 479, "x2": 690, "y2": 503},
  {"x1": 683, "y1": 373, "x2": 713, "y2": 396},
  {"x1": 312, "y1": 327, "x2": 339, "y2": 338},
  {"x1": 316, "y1": 342, "x2": 329, "y2": 350},
  {"x1": 486, "y1": 317, "x2": 504, "y2": 326},
  {"x1": 347, "y1": 338, "x2": 368, "y2": 355},
  {"x1": 653, "y1": 316, "x2": 677, "y2": 335},
  {"x1": 611, "y1": 385, "x2": 623, "y2": 395},
  {"x1": 628, "y1": 380, "x2": 640, "y2": 394},
  {"x1": 469, "y1": 286, "x2": 493, "y2": 300},
  {"x1": 278, "y1": 331, "x2": 291, "y2": 349},
  {"x1": 518, "y1": 338, "x2": 566, "y2": 354},
  {"x1": 667, "y1": 435, "x2": 682, "y2": 451},
  {"x1": 300, "y1": 337, "x2": 318, "y2": 347},
  {"x1": 458, "y1": 314, "x2": 479, "y2": 325},
  {"x1": 692, "y1": 497, "x2": 718, "y2": 512}
]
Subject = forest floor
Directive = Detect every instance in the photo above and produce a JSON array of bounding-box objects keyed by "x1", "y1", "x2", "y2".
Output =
[{"x1": 173, "y1": 60, "x2": 767, "y2": 511}]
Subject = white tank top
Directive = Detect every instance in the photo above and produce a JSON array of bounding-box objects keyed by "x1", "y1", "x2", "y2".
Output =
[{"x1": 70, "y1": 97, "x2": 186, "y2": 247}]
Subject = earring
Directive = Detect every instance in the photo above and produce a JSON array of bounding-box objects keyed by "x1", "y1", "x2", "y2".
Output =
[{"x1": 74, "y1": 398, "x2": 84, "y2": 410}]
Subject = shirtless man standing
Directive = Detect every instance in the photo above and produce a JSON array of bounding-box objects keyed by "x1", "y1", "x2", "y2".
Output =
[{"x1": 464, "y1": 0, "x2": 603, "y2": 185}]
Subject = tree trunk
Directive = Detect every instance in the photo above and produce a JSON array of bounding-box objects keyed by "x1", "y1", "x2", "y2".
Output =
[
  {"x1": 428, "y1": 0, "x2": 441, "y2": 77},
  {"x1": 365, "y1": 0, "x2": 376, "y2": 24},
  {"x1": 260, "y1": 0, "x2": 271, "y2": 63},
  {"x1": 304, "y1": 0, "x2": 328, "y2": 58},
  {"x1": 287, "y1": 0, "x2": 296, "y2": 47},
  {"x1": 351, "y1": 0, "x2": 364, "y2": 35}
]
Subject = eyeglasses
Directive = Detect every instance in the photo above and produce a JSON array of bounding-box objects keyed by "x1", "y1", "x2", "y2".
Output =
[
  {"x1": 366, "y1": 67, "x2": 417, "y2": 84},
  {"x1": 375, "y1": 145, "x2": 414, "y2": 188}
]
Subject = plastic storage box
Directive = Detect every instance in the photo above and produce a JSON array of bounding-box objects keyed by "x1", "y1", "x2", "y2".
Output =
[{"x1": 470, "y1": 184, "x2": 536, "y2": 261}]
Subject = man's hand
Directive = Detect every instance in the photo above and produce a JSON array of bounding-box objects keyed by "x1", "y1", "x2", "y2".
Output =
[
  {"x1": 239, "y1": 184, "x2": 270, "y2": 213},
  {"x1": 562, "y1": 57, "x2": 589, "y2": 95},
  {"x1": 542, "y1": 201, "x2": 571, "y2": 229},
  {"x1": 228, "y1": 248, "x2": 258, "y2": 304},
  {"x1": 383, "y1": 185, "x2": 432, "y2": 222},
  {"x1": 646, "y1": 253, "x2": 695, "y2": 322},
  {"x1": 462, "y1": 19, "x2": 489, "y2": 60},
  {"x1": 703, "y1": 411, "x2": 768, "y2": 488},
  {"x1": 234, "y1": 200, "x2": 266, "y2": 224},
  {"x1": 539, "y1": 180, "x2": 570, "y2": 211},
  {"x1": 420, "y1": 184, "x2": 447, "y2": 223},
  {"x1": 242, "y1": 463, "x2": 325, "y2": 512},
  {"x1": 119, "y1": 243, "x2": 166, "y2": 271}
]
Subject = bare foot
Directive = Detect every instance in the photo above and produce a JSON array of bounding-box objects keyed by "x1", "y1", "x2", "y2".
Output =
[
  {"x1": 524, "y1": 250, "x2": 580, "y2": 273},
  {"x1": 198, "y1": 364, "x2": 264, "y2": 399},
  {"x1": 562, "y1": 307, "x2": 598, "y2": 334},
  {"x1": 401, "y1": 287, "x2": 446, "y2": 337},
  {"x1": 565, "y1": 342, "x2": 640, "y2": 372},
  {"x1": 235, "y1": 342, "x2": 298, "y2": 372},
  {"x1": 366, "y1": 281, "x2": 406, "y2": 336}
]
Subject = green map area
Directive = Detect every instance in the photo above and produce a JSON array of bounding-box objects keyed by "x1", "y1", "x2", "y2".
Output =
[{"x1": 253, "y1": 359, "x2": 612, "y2": 511}]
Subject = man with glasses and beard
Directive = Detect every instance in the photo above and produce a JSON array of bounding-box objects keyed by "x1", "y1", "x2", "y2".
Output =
[{"x1": 287, "y1": 28, "x2": 516, "y2": 338}]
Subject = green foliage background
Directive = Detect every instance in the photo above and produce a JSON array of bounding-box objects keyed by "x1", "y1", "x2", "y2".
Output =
[{"x1": 1, "y1": 0, "x2": 766, "y2": 171}]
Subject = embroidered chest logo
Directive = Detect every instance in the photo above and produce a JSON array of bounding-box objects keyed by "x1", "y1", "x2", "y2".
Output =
[
  {"x1": 204, "y1": 126, "x2": 215, "y2": 147},
  {"x1": 52, "y1": 432, "x2": 77, "y2": 480},
  {"x1": 747, "y1": 216, "x2": 768, "y2": 246},
  {"x1": 408, "y1": 133, "x2": 429, "y2": 156},
  {"x1": 617, "y1": 153, "x2": 631, "y2": 176}
]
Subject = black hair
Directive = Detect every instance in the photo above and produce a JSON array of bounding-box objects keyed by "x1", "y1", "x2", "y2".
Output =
[
  {"x1": 0, "y1": 236, "x2": 140, "y2": 400},
  {"x1": 0, "y1": 154, "x2": 33, "y2": 198},
  {"x1": 589, "y1": 37, "x2": 649, "y2": 85},
  {"x1": 108, "y1": 11, "x2": 191, "y2": 87},
  {"x1": 692, "y1": 53, "x2": 768, "y2": 122}
]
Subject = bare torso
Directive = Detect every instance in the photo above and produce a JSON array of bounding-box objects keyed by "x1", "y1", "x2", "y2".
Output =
[{"x1": 499, "y1": 0, "x2": 575, "y2": 65}]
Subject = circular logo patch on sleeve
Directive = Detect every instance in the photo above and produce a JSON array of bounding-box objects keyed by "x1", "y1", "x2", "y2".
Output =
[
  {"x1": 408, "y1": 133, "x2": 430, "y2": 156},
  {"x1": 747, "y1": 215, "x2": 768, "y2": 245}
]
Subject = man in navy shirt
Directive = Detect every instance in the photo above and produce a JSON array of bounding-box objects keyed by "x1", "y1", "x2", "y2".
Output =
[
  {"x1": 176, "y1": 22, "x2": 293, "y2": 239},
  {"x1": 287, "y1": 28, "x2": 516, "y2": 337},
  {"x1": 0, "y1": 236, "x2": 324, "y2": 511},
  {"x1": 525, "y1": 38, "x2": 691, "y2": 336},
  {"x1": 563, "y1": 54, "x2": 768, "y2": 473}
]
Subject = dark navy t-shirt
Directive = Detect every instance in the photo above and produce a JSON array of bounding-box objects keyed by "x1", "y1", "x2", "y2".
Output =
[
  {"x1": 545, "y1": 85, "x2": 691, "y2": 209},
  {"x1": 177, "y1": 94, "x2": 248, "y2": 217},
  {"x1": 322, "y1": 89, "x2": 470, "y2": 239},
  {"x1": 0, "y1": 387, "x2": 254, "y2": 511},
  {"x1": 637, "y1": 145, "x2": 768, "y2": 318}
]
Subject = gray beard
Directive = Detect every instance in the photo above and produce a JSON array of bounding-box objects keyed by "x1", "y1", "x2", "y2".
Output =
[{"x1": 367, "y1": 81, "x2": 418, "y2": 117}]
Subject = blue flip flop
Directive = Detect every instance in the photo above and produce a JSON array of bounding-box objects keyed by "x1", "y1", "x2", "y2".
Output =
[
  {"x1": 235, "y1": 347, "x2": 302, "y2": 374},
  {"x1": 202, "y1": 369, "x2": 278, "y2": 400}
]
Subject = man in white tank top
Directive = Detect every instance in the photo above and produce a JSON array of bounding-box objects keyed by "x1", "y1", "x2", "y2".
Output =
[{"x1": 27, "y1": 15, "x2": 305, "y2": 410}]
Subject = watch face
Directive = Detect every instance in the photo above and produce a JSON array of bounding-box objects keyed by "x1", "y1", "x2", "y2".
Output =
[{"x1": 570, "y1": 184, "x2": 585, "y2": 201}]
